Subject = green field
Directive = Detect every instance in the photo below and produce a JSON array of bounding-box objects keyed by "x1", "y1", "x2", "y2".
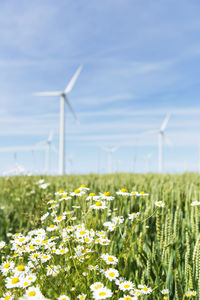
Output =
[{"x1": 0, "y1": 173, "x2": 199, "y2": 299}]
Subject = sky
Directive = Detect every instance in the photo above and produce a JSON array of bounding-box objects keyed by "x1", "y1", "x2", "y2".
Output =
[{"x1": 1, "y1": 0, "x2": 200, "y2": 175}]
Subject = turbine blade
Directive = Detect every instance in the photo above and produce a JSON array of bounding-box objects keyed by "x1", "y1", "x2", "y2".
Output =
[
  {"x1": 64, "y1": 65, "x2": 83, "y2": 94},
  {"x1": 48, "y1": 131, "x2": 54, "y2": 143},
  {"x1": 34, "y1": 91, "x2": 62, "y2": 97},
  {"x1": 64, "y1": 96, "x2": 79, "y2": 124},
  {"x1": 160, "y1": 113, "x2": 171, "y2": 132}
]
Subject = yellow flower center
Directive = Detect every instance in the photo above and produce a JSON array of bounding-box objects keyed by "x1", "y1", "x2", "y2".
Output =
[
  {"x1": 108, "y1": 257, "x2": 114, "y2": 262},
  {"x1": 57, "y1": 216, "x2": 63, "y2": 221},
  {"x1": 67, "y1": 226, "x2": 72, "y2": 230},
  {"x1": 124, "y1": 284, "x2": 130, "y2": 289},
  {"x1": 95, "y1": 201, "x2": 102, "y2": 206},
  {"x1": 28, "y1": 291, "x2": 36, "y2": 296},
  {"x1": 132, "y1": 192, "x2": 136, "y2": 195},
  {"x1": 33, "y1": 254, "x2": 39, "y2": 258},
  {"x1": 4, "y1": 263, "x2": 10, "y2": 268},
  {"x1": 89, "y1": 193, "x2": 95, "y2": 196},
  {"x1": 12, "y1": 277, "x2": 19, "y2": 284},
  {"x1": 24, "y1": 282, "x2": 29, "y2": 286},
  {"x1": 140, "y1": 191, "x2": 145, "y2": 194},
  {"x1": 80, "y1": 184, "x2": 86, "y2": 187},
  {"x1": 109, "y1": 272, "x2": 115, "y2": 277},
  {"x1": 84, "y1": 238, "x2": 90, "y2": 242},
  {"x1": 79, "y1": 230, "x2": 86, "y2": 235},
  {"x1": 17, "y1": 265, "x2": 25, "y2": 271},
  {"x1": 62, "y1": 194, "x2": 68, "y2": 198},
  {"x1": 124, "y1": 297, "x2": 132, "y2": 300},
  {"x1": 59, "y1": 249, "x2": 66, "y2": 253},
  {"x1": 121, "y1": 188, "x2": 127, "y2": 192},
  {"x1": 65, "y1": 211, "x2": 71, "y2": 214},
  {"x1": 43, "y1": 255, "x2": 48, "y2": 259},
  {"x1": 29, "y1": 245, "x2": 35, "y2": 249},
  {"x1": 58, "y1": 190, "x2": 63, "y2": 193},
  {"x1": 131, "y1": 212, "x2": 136, "y2": 215},
  {"x1": 50, "y1": 225, "x2": 55, "y2": 228},
  {"x1": 74, "y1": 189, "x2": 80, "y2": 194},
  {"x1": 28, "y1": 276, "x2": 33, "y2": 280},
  {"x1": 19, "y1": 238, "x2": 25, "y2": 242},
  {"x1": 104, "y1": 192, "x2": 110, "y2": 196},
  {"x1": 5, "y1": 297, "x2": 11, "y2": 300},
  {"x1": 143, "y1": 287, "x2": 148, "y2": 291},
  {"x1": 99, "y1": 292, "x2": 106, "y2": 296},
  {"x1": 95, "y1": 284, "x2": 102, "y2": 289}
]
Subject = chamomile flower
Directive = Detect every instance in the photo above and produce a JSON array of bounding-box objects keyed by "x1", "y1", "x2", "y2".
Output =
[
  {"x1": 185, "y1": 291, "x2": 196, "y2": 297},
  {"x1": 40, "y1": 183, "x2": 50, "y2": 189},
  {"x1": 138, "y1": 191, "x2": 149, "y2": 196},
  {"x1": 130, "y1": 191, "x2": 139, "y2": 196},
  {"x1": 79, "y1": 184, "x2": 90, "y2": 191},
  {"x1": 128, "y1": 212, "x2": 140, "y2": 220},
  {"x1": 47, "y1": 265, "x2": 61, "y2": 276},
  {"x1": 100, "y1": 192, "x2": 114, "y2": 201},
  {"x1": 119, "y1": 281, "x2": 134, "y2": 291},
  {"x1": 54, "y1": 215, "x2": 66, "y2": 223},
  {"x1": 90, "y1": 201, "x2": 107, "y2": 210},
  {"x1": 155, "y1": 201, "x2": 165, "y2": 207},
  {"x1": 77, "y1": 295, "x2": 87, "y2": 300},
  {"x1": 55, "y1": 190, "x2": 66, "y2": 196},
  {"x1": 47, "y1": 225, "x2": 59, "y2": 232},
  {"x1": 101, "y1": 253, "x2": 118, "y2": 265},
  {"x1": 104, "y1": 268, "x2": 119, "y2": 281},
  {"x1": 70, "y1": 189, "x2": 85, "y2": 197},
  {"x1": 119, "y1": 296, "x2": 136, "y2": 300},
  {"x1": 58, "y1": 296, "x2": 70, "y2": 300},
  {"x1": 161, "y1": 289, "x2": 169, "y2": 295},
  {"x1": 14, "y1": 264, "x2": 29, "y2": 275},
  {"x1": 55, "y1": 248, "x2": 69, "y2": 255},
  {"x1": 0, "y1": 241, "x2": 6, "y2": 249},
  {"x1": 40, "y1": 254, "x2": 51, "y2": 262},
  {"x1": 86, "y1": 193, "x2": 100, "y2": 201},
  {"x1": 116, "y1": 188, "x2": 130, "y2": 196},
  {"x1": 0, "y1": 292, "x2": 14, "y2": 300},
  {"x1": 20, "y1": 286, "x2": 46, "y2": 299},
  {"x1": 112, "y1": 216, "x2": 124, "y2": 225},
  {"x1": 191, "y1": 201, "x2": 200, "y2": 206},
  {"x1": 5, "y1": 276, "x2": 23, "y2": 288},
  {"x1": 0, "y1": 260, "x2": 15, "y2": 276},
  {"x1": 89, "y1": 265, "x2": 98, "y2": 271},
  {"x1": 41, "y1": 212, "x2": 49, "y2": 221},
  {"x1": 138, "y1": 285, "x2": 152, "y2": 294},
  {"x1": 92, "y1": 287, "x2": 112, "y2": 299},
  {"x1": 90, "y1": 282, "x2": 104, "y2": 292}
]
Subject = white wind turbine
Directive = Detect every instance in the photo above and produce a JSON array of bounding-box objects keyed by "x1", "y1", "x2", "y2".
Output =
[
  {"x1": 146, "y1": 113, "x2": 171, "y2": 173},
  {"x1": 36, "y1": 132, "x2": 57, "y2": 174},
  {"x1": 102, "y1": 146, "x2": 119, "y2": 174},
  {"x1": 34, "y1": 66, "x2": 82, "y2": 175}
]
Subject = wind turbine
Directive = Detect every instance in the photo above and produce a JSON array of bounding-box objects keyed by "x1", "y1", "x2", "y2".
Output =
[
  {"x1": 146, "y1": 113, "x2": 171, "y2": 173},
  {"x1": 36, "y1": 132, "x2": 57, "y2": 174},
  {"x1": 34, "y1": 66, "x2": 82, "y2": 175},
  {"x1": 102, "y1": 146, "x2": 118, "y2": 174}
]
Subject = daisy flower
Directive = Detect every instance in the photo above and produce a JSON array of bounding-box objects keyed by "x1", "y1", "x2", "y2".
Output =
[
  {"x1": 90, "y1": 282, "x2": 104, "y2": 292},
  {"x1": 191, "y1": 201, "x2": 200, "y2": 206},
  {"x1": 54, "y1": 215, "x2": 66, "y2": 223},
  {"x1": 100, "y1": 192, "x2": 114, "y2": 201},
  {"x1": 86, "y1": 193, "x2": 100, "y2": 201},
  {"x1": 161, "y1": 289, "x2": 169, "y2": 295},
  {"x1": 41, "y1": 212, "x2": 49, "y2": 221},
  {"x1": 55, "y1": 190, "x2": 66, "y2": 196},
  {"x1": 79, "y1": 184, "x2": 90, "y2": 191},
  {"x1": 40, "y1": 254, "x2": 51, "y2": 262},
  {"x1": 0, "y1": 292, "x2": 14, "y2": 300},
  {"x1": 92, "y1": 287, "x2": 112, "y2": 299},
  {"x1": 77, "y1": 295, "x2": 87, "y2": 300},
  {"x1": 104, "y1": 268, "x2": 119, "y2": 281},
  {"x1": 119, "y1": 281, "x2": 134, "y2": 291},
  {"x1": 90, "y1": 201, "x2": 107, "y2": 210},
  {"x1": 128, "y1": 212, "x2": 140, "y2": 221},
  {"x1": 138, "y1": 191, "x2": 149, "y2": 196},
  {"x1": 0, "y1": 260, "x2": 15, "y2": 276},
  {"x1": 119, "y1": 296, "x2": 136, "y2": 300},
  {"x1": 0, "y1": 241, "x2": 6, "y2": 249},
  {"x1": 155, "y1": 201, "x2": 165, "y2": 207},
  {"x1": 47, "y1": 225, "x2": 58, "y2": 232},
  {"x1": 101, "y1": 253, "x2": 118, "y2": 265},
  {"x1": 19, "y1": 286, "x2": 47, "y2": 299},
  {"x1": 70, "y1": 189, "x2": 85, "y2": 196},
  {"x1": 58, "y1": 296, "x2": 70, "y2": 300},
  {"x1": 5, "y1": 276, "x2": 23, "y2": 288},
  {"x1": 138, "y1": 285, "x2": 152, "y2": 294},
  {"x1": 116, "y1": 188, "x2": 130, "y2": 196}
]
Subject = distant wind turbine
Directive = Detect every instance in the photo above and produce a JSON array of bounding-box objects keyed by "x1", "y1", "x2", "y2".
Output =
[
  {"x1": 36, "y1": 132, "x2": 57, "y2": 174},
  {"x1": 102, "y1": 146, "x2": 118, "y2": 174},
  {"x1": 146, "y1": 113, "x2": 171, "y2": 173},
  {"x1": 34, "y1": 66, "x2": 82, "y2": 175}
]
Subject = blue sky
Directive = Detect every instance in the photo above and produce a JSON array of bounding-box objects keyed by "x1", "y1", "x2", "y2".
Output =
[{"x1": 1, "y1": 0, "x2": 200, "y2": 174}]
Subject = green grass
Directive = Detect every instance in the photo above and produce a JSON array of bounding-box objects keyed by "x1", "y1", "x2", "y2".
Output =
[{"x1": 0, "y1": 173, "x2": 200, "y2": 299}]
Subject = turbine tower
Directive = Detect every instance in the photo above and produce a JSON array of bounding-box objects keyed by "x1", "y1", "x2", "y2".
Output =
[
  {"x1": 158, "y1": 114, "x2": 171, "y2": 173},
  {"x1": 34, "y1": 66, "x2": 82, "y2": 175},
  {"x1": 102, "y1": 146, "x2": 118, "y2": 174},
  {"x1": 145, "y1": 113, "x2": 171, "y2": 173}
]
